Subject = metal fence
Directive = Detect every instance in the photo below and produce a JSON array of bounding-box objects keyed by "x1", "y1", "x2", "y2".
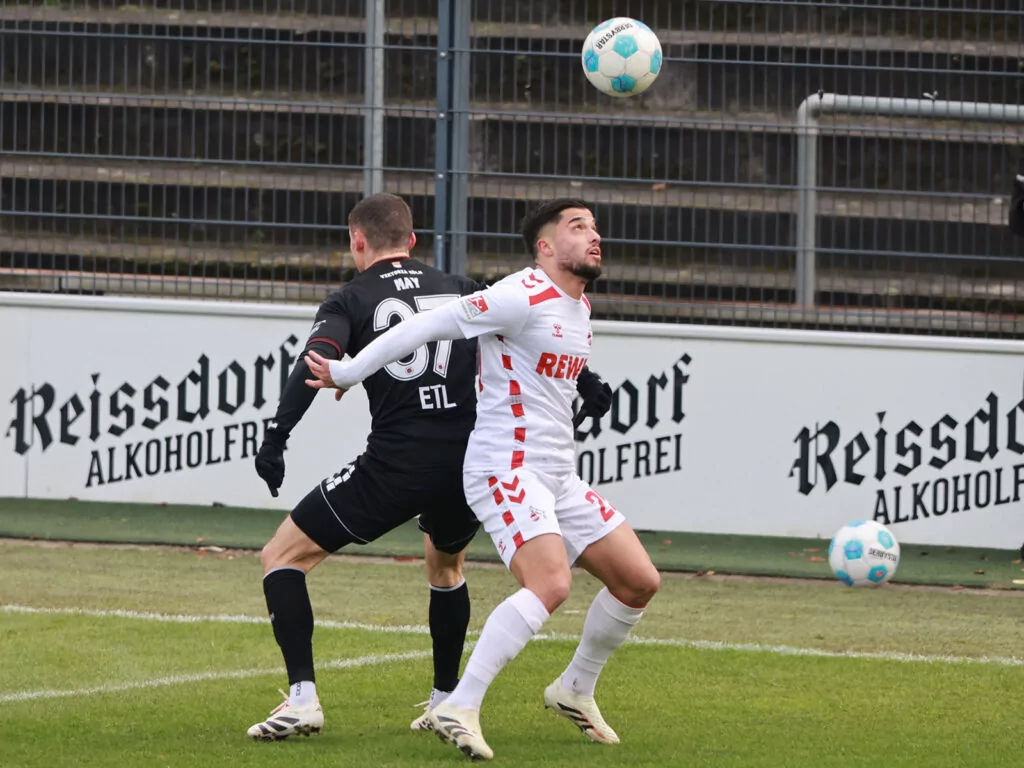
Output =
[{"x1": 2, "y1": 0, "x2": 1023, "y2": 336}]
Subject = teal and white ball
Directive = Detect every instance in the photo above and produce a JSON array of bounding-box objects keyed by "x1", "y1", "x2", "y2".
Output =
[
  {"x1": 581, "y1": 17, "x2": 663, "y2": 98},
  {"x1": 828, "y1": 520, "x2": 901, "y2": 587}
]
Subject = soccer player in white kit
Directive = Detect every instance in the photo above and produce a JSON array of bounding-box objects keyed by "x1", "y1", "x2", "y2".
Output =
[{"x1": 305, "y1": 199, "x2": 661, "y2": 760}]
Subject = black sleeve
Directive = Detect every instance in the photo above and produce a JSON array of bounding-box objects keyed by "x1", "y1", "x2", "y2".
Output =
[
  {"x1": 1011, "y1": 162, "x2": 1024, "y2": 238},
  {"x1": 266, "y1": 294, "x2": 353, "y2": 441}
]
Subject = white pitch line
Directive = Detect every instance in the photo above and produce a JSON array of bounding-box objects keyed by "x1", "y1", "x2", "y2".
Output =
[
  {"x1": 1, "y1": 604, "x2": 432, "y2": 635},
  {"x1": 5, "y1": 603, "x2": 1024, "y2": 670},
  {"x1": 536, "y1": 630, "x2": 1024, "y2": 668},
  {"x1": 0, "y1": 649, "x2": 431, "y2": 704}
]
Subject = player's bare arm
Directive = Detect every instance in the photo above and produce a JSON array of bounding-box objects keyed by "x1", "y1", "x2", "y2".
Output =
[{"x1": 306, "y1": 282, "x2": 529, "y2": 392}]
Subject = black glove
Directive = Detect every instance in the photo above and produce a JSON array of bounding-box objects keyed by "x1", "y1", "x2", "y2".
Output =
[
  {"x1": 254, "y1": 428, "x2": 288, "y2": 498},
  {"x1": 574, "y1": 368, "x2": 613, "y2": 428}
]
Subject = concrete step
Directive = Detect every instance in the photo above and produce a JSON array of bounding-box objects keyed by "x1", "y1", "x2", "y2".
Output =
[
  {"x1": 3, "y1": 230, "x2": 1023, "y2": 308},
  {"x1": 5, "y1": 6, "x2": 1020, "y2": 58},
  {"x1": 3, "y1": 263, "x2": 1021, "y2": 336},
  {"x1": 0, "y1": 231, "x2": 356, "y2": 277},
  {"x1": 4, "y1": 13, "x2": 1022, "y2": 116},
  {"x1": 0, "y1": 155, "x2": 1007, "y2": 228},
  {"x1": 590, "y1": 294, "x2": 1024, "y2": 337},
  {"x1": 1, "y1": 95, "x2": 1017, "y2": 195}
]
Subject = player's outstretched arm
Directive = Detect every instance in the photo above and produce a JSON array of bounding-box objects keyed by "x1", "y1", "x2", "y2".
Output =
[
  {"x1": 306, "y1": 299, "x2": 468, "y2": 390},
  {"x1": 306, "y1": 282, "x2": 530, "y2": 391}
]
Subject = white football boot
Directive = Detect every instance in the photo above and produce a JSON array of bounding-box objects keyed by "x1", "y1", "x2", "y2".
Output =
[
  {"x1": 427, "y1": 701, "x2": 494, "y2": 760},
  {"x1": 543, "y1": 678, "x2": 620, "y2": 744},
  {"x1": 410, "y1": 688, "x2": 452, "y2": 730},
  {"x1": 247, "y1": 690, "x2": 324, "y2": 741}
]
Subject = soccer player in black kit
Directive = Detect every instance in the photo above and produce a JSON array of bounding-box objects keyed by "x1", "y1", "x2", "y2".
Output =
[{"x1": 247, "y1": 193, "x2": 613, "y2": 740}]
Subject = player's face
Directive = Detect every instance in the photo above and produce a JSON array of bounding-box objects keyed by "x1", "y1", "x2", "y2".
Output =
[{"x1": 548, "y1": 208, "x2": 602, "y2": 281}]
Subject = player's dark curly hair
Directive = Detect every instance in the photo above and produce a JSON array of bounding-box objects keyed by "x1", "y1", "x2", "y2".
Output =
[
  {"x1": 348, "y1": 193, "x2": 414, "y2": 252},
  {"x1": 520, "y1": 198, "x2": 591, "y2": 257}
]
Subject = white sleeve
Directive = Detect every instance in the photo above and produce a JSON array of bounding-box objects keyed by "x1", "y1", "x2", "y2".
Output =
[
  {"x1": 327, "y1": 299, "x2": 465, "y2": 388},
  {"x1": 450, "y1": 280, "x2": 530, "y2": 340}
]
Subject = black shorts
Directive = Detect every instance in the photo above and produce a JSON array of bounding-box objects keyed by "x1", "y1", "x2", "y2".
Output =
[{"x1": 290, "y1": 453, "x2": 479, "y2": 555}]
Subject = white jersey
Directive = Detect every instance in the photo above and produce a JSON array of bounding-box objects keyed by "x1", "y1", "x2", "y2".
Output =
[{"x1": 452, "y1": 266, "x2": 592, "y2": 474}]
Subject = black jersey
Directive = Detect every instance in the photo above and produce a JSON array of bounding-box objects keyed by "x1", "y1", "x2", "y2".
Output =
[{"x1": 305, "y1": 257, "x2": 481, "y2": 467}]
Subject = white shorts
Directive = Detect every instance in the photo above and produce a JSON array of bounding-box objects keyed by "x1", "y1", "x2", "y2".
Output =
[{"x1": 464, "y1": 468, "x2": 626, "y2": 569}]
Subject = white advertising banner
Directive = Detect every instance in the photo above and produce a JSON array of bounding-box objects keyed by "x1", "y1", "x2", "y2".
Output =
[
  {"x1": 581, "y1": 323, "x2": 1024, "y2": 549},
  {"x1": 0, "y1": 294, "x2": 371, "y2": 511},
  {"x1": 2, "y1": 292, "x2": 1023, "y2": 549}
]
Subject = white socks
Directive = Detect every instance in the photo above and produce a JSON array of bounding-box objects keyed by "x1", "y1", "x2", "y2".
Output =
[
  {"x1": 561, "y1": 587, "x2": 645, "y2": 697},
  {"x1": 289, "y1": 680, "x2": 317, "y2": 707},
  {"x1": 445, "y1": 588, "x2": 549, "y2": 711}
]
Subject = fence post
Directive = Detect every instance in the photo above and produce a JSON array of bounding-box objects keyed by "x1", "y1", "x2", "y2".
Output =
[
  {"x1": 447, "y1": 3, "x2": 471, "y2": 276},
  {"x1": 795, "y1": 97, "x2": 819, "y2": 308},
  {"x1": 433, "y1": 0, "x2": 453, "y2": 272},
  {"x1": 363, "y1": 0, "x2": 385, "y2": 196}
]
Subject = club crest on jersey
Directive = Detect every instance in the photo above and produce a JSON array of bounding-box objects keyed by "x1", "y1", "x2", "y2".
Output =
[
  {"x1": 459, "y1": 294, "x2": 489, "y2": 320},
  {"x1": 552, "y1": 323, "x2": 563, "y2": 338}
]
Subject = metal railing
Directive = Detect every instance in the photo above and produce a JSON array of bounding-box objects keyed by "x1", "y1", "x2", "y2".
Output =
[{"x1": 1, "y1": 0, "x2": 1022, "y2": 336}]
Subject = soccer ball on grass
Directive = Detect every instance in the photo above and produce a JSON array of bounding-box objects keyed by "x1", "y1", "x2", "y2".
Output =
[
  {"x1": 581, "y1": 17, "x2": 663, "y2": 97},
  {"x1": 828, "y1": 520, "x2": 900, "y2": 587}
]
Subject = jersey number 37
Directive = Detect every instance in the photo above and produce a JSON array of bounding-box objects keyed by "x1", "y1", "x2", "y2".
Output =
[{"x1": 373, "y1": 295, "x2": 459, "y2": 381}]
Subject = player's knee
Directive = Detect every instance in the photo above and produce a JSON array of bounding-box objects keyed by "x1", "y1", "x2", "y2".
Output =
[
  {"x1": 531, "y1": 571, "x2": 572, "y2": 613},
  {"x1": 627, "y1": 564, "x2": 661, "y2": 608},
  {"x1": 426, "y1": 556, "x2": 464, "y2": 587},
  {"x1": 259, "y1": 541, "x2": 282, "y2": 573},
  {"x1": 260, "y1": 529, "x2": 324, "y2": 575}
]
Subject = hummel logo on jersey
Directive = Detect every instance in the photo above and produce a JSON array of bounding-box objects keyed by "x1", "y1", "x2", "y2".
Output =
[
  {"x1": 536, "y1": 353, "x2": 586, "y2": 381},
  {"x1": 307, "y1": 320, "x2": 326, "y2": 339},
  {"x1": 459, "y1": 294, "x2": 489, "y2": 321},
  {"x1": 552, "y1": 323, "x2": 563, "y2": 338}
]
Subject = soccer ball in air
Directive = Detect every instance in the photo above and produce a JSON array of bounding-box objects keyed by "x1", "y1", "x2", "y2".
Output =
[
  {"x1": 581, "y1": 17, "x2": 663, "y2": 97},
  {"x1": 828, "y1": 520, "x2": 901, "y2": 587}
]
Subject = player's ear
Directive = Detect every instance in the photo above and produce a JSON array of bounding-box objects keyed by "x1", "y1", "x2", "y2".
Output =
[
  {"x1": 350, "y1": 228, "x2": 366, "y2": 253},
  {"x1": 535, "y1": 235, "x2": 554, "y2": 258},
  {"x1": 407, "y1": 231, "x2": 417, "y2": 251}
]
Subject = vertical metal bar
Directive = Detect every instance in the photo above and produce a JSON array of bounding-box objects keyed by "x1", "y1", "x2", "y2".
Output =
[
  {"x1": 447, "y1": 0, "x2": 471, "y2": 276},
  {"x1": 364, "y1": 0, "x2": 385, "y2": 196},
  {"x1": 433, "y1": 0, "x2": 453, "y2": 272},
  {"x1": 795, "y1": 97, "x2": 819, "y2": 308}
]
